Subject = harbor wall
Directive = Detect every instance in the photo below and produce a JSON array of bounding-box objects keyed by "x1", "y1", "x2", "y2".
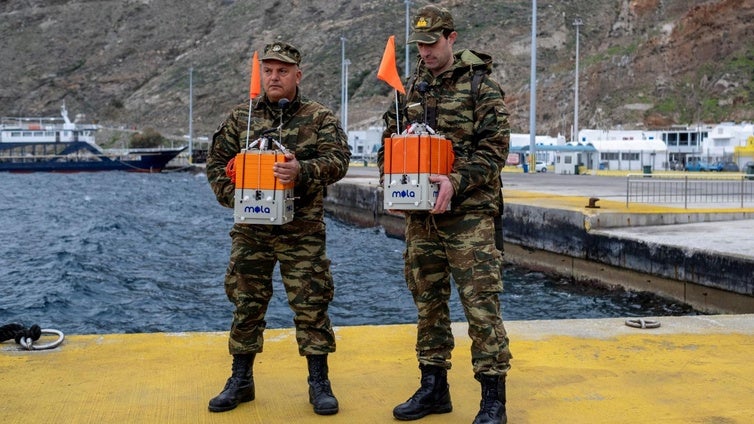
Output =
[{"x1": 324, "y1": 181, "x2": 754, "y2": 314}]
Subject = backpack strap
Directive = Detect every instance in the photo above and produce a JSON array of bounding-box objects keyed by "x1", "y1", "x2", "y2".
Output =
[
  {"x1": 470, "y1": 67, "x2": 488, "y2": 124},
  {"x1": 470, "y1": 68, "x2": 486, "y2": 102},
  {"x1": 470, "y1": 68, "x2": 505, "y2": 249}
]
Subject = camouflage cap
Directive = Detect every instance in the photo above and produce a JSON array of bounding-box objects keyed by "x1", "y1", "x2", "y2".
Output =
[
  {"x1": 407, "y1": 5, "x2": 454, "y2": 44},
  {"x1": 261, "y1": 42, "x2": 301, "y2": 65}
]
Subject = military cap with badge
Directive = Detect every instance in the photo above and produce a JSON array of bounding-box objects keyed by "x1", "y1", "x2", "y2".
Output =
[
  {"x1": 407, "y1": 5, "x2": 455, "y2": 44},
  {"x1": 261, "y1": 42, "x2": 301, "y2": 65}
]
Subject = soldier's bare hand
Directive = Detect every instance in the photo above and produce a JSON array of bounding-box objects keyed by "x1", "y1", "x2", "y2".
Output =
[
  {"x1": 273, "y1": 152, "x2": 300, "y2": 185},
  {"x1": 429, "y1": 174, "x2": 453, "y2": 214}
]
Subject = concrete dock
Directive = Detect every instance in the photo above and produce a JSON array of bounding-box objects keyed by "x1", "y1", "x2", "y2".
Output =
[
  {"x1": 327, "y1": 167, "x2": 754, "y2": 314},
  {"x1": 2, "y1": 316, "x2": 753, "y2": 423}
]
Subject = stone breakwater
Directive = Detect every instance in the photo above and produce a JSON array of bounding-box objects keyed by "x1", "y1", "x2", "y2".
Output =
[{"x1": 324, "y1": 177, "x2": 754, "y2": 315}]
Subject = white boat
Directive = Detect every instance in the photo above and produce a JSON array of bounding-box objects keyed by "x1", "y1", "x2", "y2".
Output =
[{"x1": 0, "y1": 104, "x2": 185, "y2": 172}]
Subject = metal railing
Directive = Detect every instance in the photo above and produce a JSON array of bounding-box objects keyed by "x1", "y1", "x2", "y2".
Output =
[{"x1": 626, "y1": 174, "x2": 754, "y2": 209}]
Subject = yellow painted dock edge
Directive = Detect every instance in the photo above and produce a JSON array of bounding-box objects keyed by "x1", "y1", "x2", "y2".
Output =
[{"x1": 2, "y1": 316, "x2": 753, "y2": 423}]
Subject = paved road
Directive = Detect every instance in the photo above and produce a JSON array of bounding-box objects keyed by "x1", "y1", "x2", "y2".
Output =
[
  {"x1": 344, "y1": 165, "x2": 754, "y2": 259},
  {"x1": 347, "y1": 166, "x2": 754, "y2": 207},
  {"x1": 349, "y1": 166, "x2": 632, "y2": 199},
  {"x1": 501, "y1": 172, "x2": 629, "y2": 199}
]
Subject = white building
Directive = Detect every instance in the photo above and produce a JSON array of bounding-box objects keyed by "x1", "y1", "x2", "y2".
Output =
[
  {"x1": 588, "y1": 138, "x2": 668, "y2": 171},
  {"x1": 509, "y1": 133, "x2": 565, "y2": 165},
  {"x1": 510, "y1": 133, "x2": 564, "y2": 148},
  {"x1": 348, "y1": 126, "x2": 383, "y2": 161},
  {"x1": 578, "y1": 124, "x2": 754, "y2": 169},
  {"x1": 702, "y1": 122, "x2": 754, "y2": 165},
  {"x1": 574, "y1": 129, "x2": 669, "y2": 170},
  {"x1": 578, "y1": 129, "x2": 662, "y2": 144}
]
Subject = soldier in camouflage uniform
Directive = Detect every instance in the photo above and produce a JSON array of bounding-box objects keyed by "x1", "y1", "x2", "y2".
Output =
[
  {"x1": 378, "y1": 6, "x2": 512, "y2": 424},
  {"x1": 206, "y1": 42, "x2": 350, "y2": 416}
]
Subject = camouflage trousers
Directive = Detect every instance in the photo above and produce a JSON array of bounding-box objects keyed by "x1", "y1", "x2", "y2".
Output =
[
  {"x1": 224, "y1": 224, "x2": 336, "y2": 356},
  {"x1": 404, "y1": 212, "x2": 512, "y2": 376}
]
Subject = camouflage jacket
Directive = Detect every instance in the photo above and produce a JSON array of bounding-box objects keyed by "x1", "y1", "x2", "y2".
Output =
[
  {"x1": 379, "y1": 49, "x2": 510, "y2": 215},
  {"x1": 207, "y1": 91, "x2": 350, "y2": 228}
]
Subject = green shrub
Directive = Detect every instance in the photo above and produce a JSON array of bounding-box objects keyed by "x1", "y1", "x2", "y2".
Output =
[{"x1": 129, "y1": 128, "x2": 165, "y2": 148}]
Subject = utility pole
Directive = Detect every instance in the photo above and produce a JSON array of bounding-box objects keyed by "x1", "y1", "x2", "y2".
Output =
[
  {"x1": 188, "y1": 66, "x2": 193, "y2": 163},
  {"x1": 343, "y1": 58, "x2": 350, "y2": 133},
  {"x1": 573, "y1": 17, "x2": 583, "y2": 143},
  {"x1": 340, "y1": 36, "x2": 347, "y2": 126},
  {"x1": 404, "y1": 0, "x2": 412, "y2": 78},
  {"x1": 528, "y1": 0, "x2": 537, "y2": 173}
]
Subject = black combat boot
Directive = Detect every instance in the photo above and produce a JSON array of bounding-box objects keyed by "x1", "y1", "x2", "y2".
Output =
[
  {"x1": 307, "y1": 354, "x2": 339, "y2": 415},
  {"x1": 393, "y1": 364, "x2": 453, "y2": 421},
  {"x1": 472, "y1": 373, "x2": 507, "y2": 424},
  {"x1": 208, "y1": 353, "x2": 255, "y2": 412}
]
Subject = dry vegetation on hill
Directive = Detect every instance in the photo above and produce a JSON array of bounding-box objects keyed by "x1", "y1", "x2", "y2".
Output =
[{"x1": 1, "y1": 0, "x2": 752, "y2": 146}]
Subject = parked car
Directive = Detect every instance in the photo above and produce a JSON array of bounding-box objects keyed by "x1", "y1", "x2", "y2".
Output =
[
  {"x1": 535, "y1": 161, "x2": 548, "y2": 173},
  {"x1": 685, "y1": 161, "x2": 710, "y2": 172},
  {"x1": 710, "y1": 161, "x2": 740, "y2": 172}
]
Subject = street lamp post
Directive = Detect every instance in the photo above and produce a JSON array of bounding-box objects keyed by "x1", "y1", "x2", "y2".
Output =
[
  {"x1": 343, "y1": 58, "x2": 350, "y2": 132},
  {"x1": 405, "y1": 0, "x2": 411, "y2": 78},
  {"x1": 340, "y1": 36, "x2": 347, "y2": 126},
  {"x1": 528, "y1": 0, "x2": 537, "y2": 173},
  {"x1": 188, "y1": 66, "x2": 193, "y2": 163},
  {"x1": 573, "y1": 17, "x2": 583, "y2": 143}
]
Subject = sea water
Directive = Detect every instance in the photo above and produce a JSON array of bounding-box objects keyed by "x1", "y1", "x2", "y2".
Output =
[{"x1": 0, "y1": 172, "x2": 696, "y2": 335}]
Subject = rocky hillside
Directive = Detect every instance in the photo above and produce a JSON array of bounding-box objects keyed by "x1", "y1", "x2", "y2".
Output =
[{"x1": 1, "y1": 0, "x2": 752, "y2": 146}]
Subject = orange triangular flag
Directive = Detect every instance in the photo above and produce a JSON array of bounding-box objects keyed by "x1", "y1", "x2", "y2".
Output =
[
  {"x1": 377, "y1": 35, "x2": 405, "y2": 94},
  {"x1": 249, "y1": 51, "x2": 261, "y2": 99}
]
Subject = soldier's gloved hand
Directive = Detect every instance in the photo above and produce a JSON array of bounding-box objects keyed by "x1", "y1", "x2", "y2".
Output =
[{"x1": 225, "y1": 156, "x2": 237, "y2": 184}]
